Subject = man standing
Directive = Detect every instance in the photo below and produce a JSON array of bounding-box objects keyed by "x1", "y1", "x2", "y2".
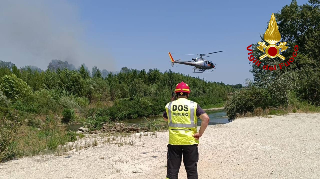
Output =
[{"x1": 163, "y1": 81, "x2": 210, "y2": 179}]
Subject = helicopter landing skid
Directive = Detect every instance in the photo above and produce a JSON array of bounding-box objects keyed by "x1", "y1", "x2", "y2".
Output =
[{"x1": 193, "y1": 68, "x2": 205, "y2": 73}]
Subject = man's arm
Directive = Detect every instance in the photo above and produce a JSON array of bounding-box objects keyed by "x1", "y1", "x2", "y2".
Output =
[
  {"x1": 193, "y1": 104, "x2": 209, "y2": 139},
  {"x1": 163, "y1": 111, "x2": 168, "y2": 122},
  {"x1": 198, "y1": 113, "x2": 209, "y2": 137}
]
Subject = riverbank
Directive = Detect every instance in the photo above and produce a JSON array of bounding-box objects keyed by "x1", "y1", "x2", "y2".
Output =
[
  {"x1": 1, "y1": 113, "x2": 320, "y2": 178},
  {"x1": 203, "y1": 107, "x2": 225, "y2": 111}
]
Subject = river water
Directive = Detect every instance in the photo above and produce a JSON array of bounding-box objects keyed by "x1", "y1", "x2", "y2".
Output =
[
  {"x1": 68, "y1": 110, "x2": 230, "y2": 131},
  {"x1": 200, "y1": 110, "x2": 230, "y2": 125},
  {"x1": 123, "y1": 110, "x2": 230, "y2": 126}
]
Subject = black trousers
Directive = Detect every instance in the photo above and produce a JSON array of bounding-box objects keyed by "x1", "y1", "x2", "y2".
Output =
[{"x1": 166, "y1": 144, "x2": 199, "y2": 179}]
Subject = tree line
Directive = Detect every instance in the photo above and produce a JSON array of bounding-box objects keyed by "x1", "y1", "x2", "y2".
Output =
[
  {"x1": 0, "y1": 60, "x2": 238, "y2": 162},
  {"x1": 0, "y1": 60, "x2": 236, "y2": 124}
]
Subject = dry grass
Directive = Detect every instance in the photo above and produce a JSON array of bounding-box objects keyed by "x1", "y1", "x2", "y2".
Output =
[{"x1": 52, "y1": 131, "x2": 152, "y2": 155}]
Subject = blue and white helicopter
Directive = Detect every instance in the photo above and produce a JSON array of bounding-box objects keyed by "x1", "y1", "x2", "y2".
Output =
[{"x1": 168, "y1": 51, "x2": 222, "y2": 73}]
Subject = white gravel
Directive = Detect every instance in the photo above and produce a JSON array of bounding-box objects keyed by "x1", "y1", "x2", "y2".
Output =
[{"x1": 1, "y1": 113, "x2": 320, "y2": 179}]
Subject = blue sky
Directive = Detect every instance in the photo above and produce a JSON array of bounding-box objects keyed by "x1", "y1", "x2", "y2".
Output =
[
  {"x1": 70, "y1": 0, "x2": 309, "y2": 85},
  {"x1": 0, "y1": 0, "x2": 309, "y2": 85}
]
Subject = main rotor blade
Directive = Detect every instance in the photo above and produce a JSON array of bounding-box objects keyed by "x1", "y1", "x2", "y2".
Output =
[
  {"x1": 209, "y1": 51, "x2": 223, "y2": 54},
  {"x1": 176, "y1": 51, "x2": 223, "y2": 56}
]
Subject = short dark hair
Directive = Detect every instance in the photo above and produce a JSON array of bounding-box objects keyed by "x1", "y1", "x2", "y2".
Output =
[{"x1": 175, "y1": 92, "x2": 189, "y2": 98}]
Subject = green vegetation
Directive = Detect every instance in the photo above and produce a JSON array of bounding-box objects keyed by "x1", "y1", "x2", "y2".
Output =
[
  {"x1": 0, "y1": 61, "x2": 235, "y2": 162},
  {"x1": 62, "y1": 109, "x2": 75, "y2": 124},
  {"x1": 226, "y1": 0, "x2": 320, "y2": 119},
  {"x1": 203, "y1": 102, "x2": 225, "y2": 109},
  {"x1": 0, "y1": 112, "x2": 78, "y2": 162}
]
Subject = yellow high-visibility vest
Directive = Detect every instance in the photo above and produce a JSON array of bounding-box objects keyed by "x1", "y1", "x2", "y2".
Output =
[{"x1": 165, "y1": 98, "x2": 198, "y2": 145}]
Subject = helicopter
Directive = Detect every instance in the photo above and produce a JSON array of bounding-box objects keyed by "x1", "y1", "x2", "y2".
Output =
[{"x1": 168, "y1": 51, "x2": 223, "y2": 73}]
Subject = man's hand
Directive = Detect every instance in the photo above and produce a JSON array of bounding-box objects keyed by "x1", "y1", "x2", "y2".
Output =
[{"x1": 193, "y1": 133, "x2": 202, "y2": 140}]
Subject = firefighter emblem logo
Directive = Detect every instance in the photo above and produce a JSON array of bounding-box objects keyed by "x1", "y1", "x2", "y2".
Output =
[{"x1": 257, "y1": 13, "x2": 288, "y2": 60}]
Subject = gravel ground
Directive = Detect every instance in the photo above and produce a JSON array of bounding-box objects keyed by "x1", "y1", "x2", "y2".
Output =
[{"x1": 1, "y1": 113, "x2": 320, "y2": 179}]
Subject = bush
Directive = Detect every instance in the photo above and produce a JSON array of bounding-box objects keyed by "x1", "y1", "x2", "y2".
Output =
[
  {"x1": 225, "y1": 86, "x2": 271, "y2": 119},
  {"x1": 296, "y1": 71, "x2": 320, "y2": 106},
  {"x1": 107, "y1": 97, "x2": 160, "y2": 120},
  {"x1": 85, "y1": 108, "x2": 110, "y2": 130},
  {"x1": 14, "y1": 89, "x2": 60, "y2": 114},
  {"x1": 59, "y1": 95, "x2": 80, "y2": 109},
  {"x1": 0, "y1": 90, "x2": 10, "y2": 107},
  {"x1": 13, "y1": 89, "x2": 59, "y2": 114},
  {"x1": 75, "y1": 97, "x2": 89, "y2": 108},
  {"x1": 86, "y1": 116, "x2": 110, "y2": 130},
  {"x1": 12, "y1": 99, "x2": 38, "y2": 113},
  {"x1": 61, "y1": 109, "x2": 75, "y2": 124},
  {"x1": 0, "y1": 74, "x2": 32, "y2": 101}
]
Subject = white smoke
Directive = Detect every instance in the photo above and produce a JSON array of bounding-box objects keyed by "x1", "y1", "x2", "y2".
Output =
[{"x1": 0, "y1": 0, "x2": 115, "y2": 71}]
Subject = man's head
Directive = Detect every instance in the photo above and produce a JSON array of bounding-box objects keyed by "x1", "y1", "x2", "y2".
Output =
[
  {"x1": 176, "y1": 92, "x2": 189, "y2": 98},
  {"x1": 174, "y1": 81, "x2": 190, "y2": 98}
]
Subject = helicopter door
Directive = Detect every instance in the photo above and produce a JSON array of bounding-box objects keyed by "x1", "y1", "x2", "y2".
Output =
[
  {"x1": 203, "y1": 61, "x2": 207, "y2": 68},
  {"x1": 205, "y1": 61, "x2": 210, "y2": 67}
]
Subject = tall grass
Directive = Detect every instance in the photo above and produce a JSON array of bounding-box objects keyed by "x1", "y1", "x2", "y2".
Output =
[{"x1": 0, "y1": 112, "x2": 78, "y2": 162}]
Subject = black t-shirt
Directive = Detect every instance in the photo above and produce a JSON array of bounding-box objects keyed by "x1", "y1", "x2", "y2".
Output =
[{"x1": 163, "y1": 104, "x2": 205, "y2": 119}]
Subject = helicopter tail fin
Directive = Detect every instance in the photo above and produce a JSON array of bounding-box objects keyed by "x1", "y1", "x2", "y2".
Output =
[
  {"x1": 168, "y1": 52, "x2": 175, "y2": 67},
  {"x1": 168, "y1": 52, "x2": 175, "y2": 62}
]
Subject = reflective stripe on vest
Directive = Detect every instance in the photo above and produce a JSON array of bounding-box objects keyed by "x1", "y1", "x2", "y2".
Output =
[{"x1": 168, "y1": 101, "x2": 196, "y2": 128}]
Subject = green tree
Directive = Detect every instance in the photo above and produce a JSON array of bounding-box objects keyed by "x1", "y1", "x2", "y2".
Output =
[
  {"x1": 92, "y1": 66, "x2": 102, "y2": 78},
  {"x1": 11, "y1": 65, "x2": 21, "y2": 78},
  {"x1": 79, "y1": 64, "x2": 90, "y2": 79}
]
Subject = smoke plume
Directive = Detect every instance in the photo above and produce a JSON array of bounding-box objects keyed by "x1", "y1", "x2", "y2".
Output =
[{"x1": 0, "y1": 0, "x2": 115, "y2": 71}]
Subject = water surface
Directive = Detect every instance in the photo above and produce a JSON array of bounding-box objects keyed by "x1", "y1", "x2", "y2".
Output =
[
  {"x1": 199, "y1": 110, "x2": 230, "y2": 125},
  {"x1": 123, "y1": 110, "x2": 230, "y2": 126},
  {"x1": 68, "y1": 110, "x2": 230, "y2": 131}
]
